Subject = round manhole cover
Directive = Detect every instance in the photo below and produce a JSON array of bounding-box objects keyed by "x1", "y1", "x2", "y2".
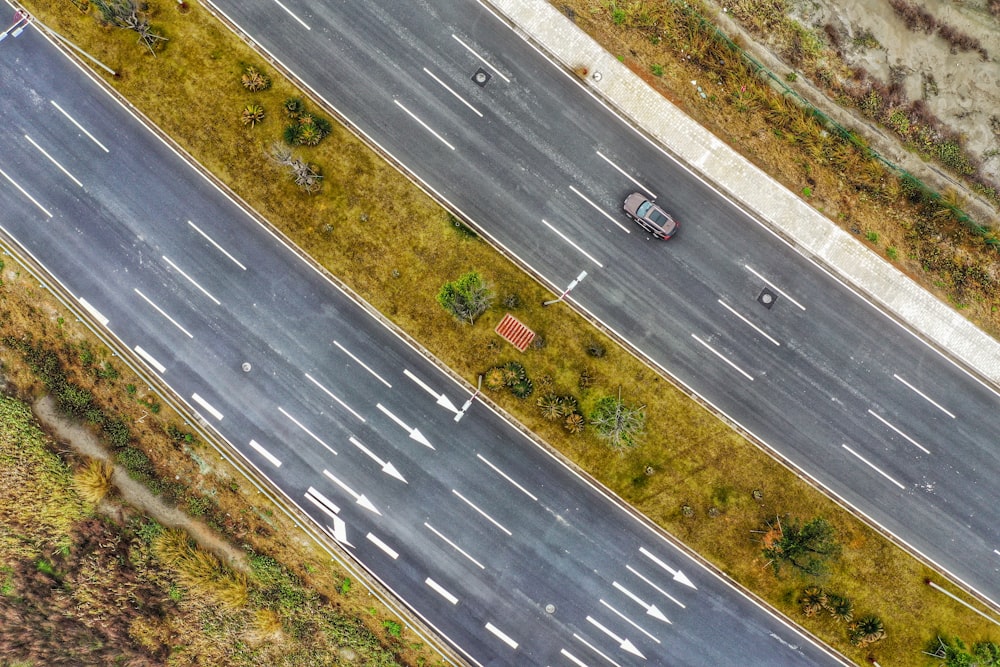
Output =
[
  {"x1": 241, "y1": 362, "x2": 252, "y2": 372},
  {"x1": 545, "y1": 604, "x2": 556, "y2": 614}
]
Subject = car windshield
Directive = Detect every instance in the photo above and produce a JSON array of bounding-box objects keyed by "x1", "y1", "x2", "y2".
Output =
[{"x1": 636, "y1": 201, "x2": 653, "y2": 217}]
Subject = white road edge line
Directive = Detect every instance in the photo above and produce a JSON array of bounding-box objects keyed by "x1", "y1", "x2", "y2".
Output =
[
  {"x1": 841, "y1": 444, "x2": 905, "y2": 490},
  {"x1": 425, "y1": 577, "x2": 459, "y2": 605},
  {"x1": 691, "y1": 334, "x2": 753, "y2": 381},
  {"x1": 393, "y1": 100, "x2": 455, "y2": 151},
  {"x1": 867, "y1": 409, "x2": 931, "y2": 454},
  {"x1": 162, "y1": 255, "x2": 221, "y2": 305},
  {"x1": 424, "y1": 522, "x2": 485, "y2": 570},
  {"x1": 572, "y1": 633, "x2": 621, "y2": 667},
  {"x1": 187, "y1": 220, "x2": 247, "y2": 270},
  {"x1": 278, "y1": 406, "x2": 337, "y2": 456},
  {"x1": 249, "y1": 438, "x2": 282, "y2": 468},
  {"x1": 540, "y1": 218, "x2": 604, "y2": 268},
  {"x1": 78, "y1": 297, "x2": 109, "y2": 326},
  {"x1": 333, "y1": 340, "x2": 392, "y2": 387},
  {"x1": 596, "y1": 150, "x2": 655, "y2": 198},
  {"x1": 133, "y1": 288, "x2": 193, "y2": 338},
  {"x1": 133, "y1": 345, "x2": 165, "y2": 373},
  {"x1": 718, "y1": 299, "x2": 780, "y2": 346},
  {"x1": 423, "y1": 67, "x2": 483, "y2": 117},
  {"x1": 366, "y1": 532, "x2": 399, "y2": 560},
  {"x1": 24, "y1": 135, "x2": 83, "y2": 187},
  {"x1": 744, "y1": 265, "x2": 806, "y2": 311},
  {"x1": 476, "y1": 453, "x2": 538, "y2": 501},
  {"x1": 625, "y1": 565, "x2": 685, "y2": 608},
  {"x1": 599, "y1": 599, "x2": 659, "y2": 644},
  {"x1": 569, "y1": 185, "x2": 631, "y2": 233},
  {"x1": 451, "y1": 33, "x2": 511, "y2": 82},
  {"x1": 268, "y1": 0, "x2": 310, "y2": 30},
  {"x1": 304, "y1": 372, "x2": 366, "y2": 422},
  {"x1": 560, "y1": 648, "x2": 590, "y2": 667},
  {"x1": 452, "y1": 489, "x2": 512, "y2": 536},
  {"x1": 893, "y1": 374, "x2": 956, "y2": 419},
  {"x1": 191, "y1": 393, "x2": 223, "y2": 421},
  {"x1": 50, "y1": 100, "x2": 109, "y2": 152},
  {"x1": 484, "y1": 622, "x2": 518, "y2": 649},
  {"x1": 0, "y1": 167, "x2": 52, "y2": 218}
]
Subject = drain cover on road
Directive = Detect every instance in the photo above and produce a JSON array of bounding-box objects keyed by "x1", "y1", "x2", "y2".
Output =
[
  {"x1": 495, "y1": 313, "x2": 535, "y2": 352},
  {"x1": 472, "y1": 67, "x2": 491, "y2": 87},
  {"x1": 758, "y1": 287, "x2": 778, "y2": 309}
]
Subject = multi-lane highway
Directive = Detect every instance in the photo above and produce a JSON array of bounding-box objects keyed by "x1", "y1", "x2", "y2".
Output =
[
  {"x1": 203, "y1": 0, "x2": 1000, "y2": 607},
  {"x1": 0, "y1": 16, "x2": 847, "y2": 667}
]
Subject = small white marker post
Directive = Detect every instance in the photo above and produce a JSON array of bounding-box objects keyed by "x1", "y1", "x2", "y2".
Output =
[
  {"x1": 454, "y1": 375, "x2": 483, "y2": 423},
  {"x1": 543, "y1": 270, "x2": 587, "y2": 307}
]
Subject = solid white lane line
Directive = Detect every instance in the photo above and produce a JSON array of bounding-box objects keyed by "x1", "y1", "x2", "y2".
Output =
[
  {"x1": 162, "y1": 256, "x2": 220, "y2": 305},
  {"x1": 425, "y1": 577, "x2": 459, "y2": 605},
  {"x1": 541, "y1": 219, "x2": 604, "y2": 268},
  {"x1": 304, "y1": 373, "x2": 366, "y2": 422},
  {"x1": 249, "y1": 439, "x2": 282, "y2": 468},
  {"x1": 187, "y1": 220, "x2": 247, "y2": 270},
  {"x1": 333, "y1": 340, "x2": 391, "y2": 387},
  {"x1": 393, "y1": 100, "x2": 455, "y2": 151},
  {"x1": 50, "y1": 100, "x2": 109, "y2": 152},
  {"x1": 893, "y1": 374, "x2": 956, "y2": 419},
  {"x1": 279, "y1": 406, "x2": 337, "y2": 456},
  {"x1": 133, "y1": 288, "x2": 192, "y2": 338},
  {"x1": 304, "y1": 487, "x2": 340, "y2": 519},
  {"x1": 842, "y1": 444, "x2": 905, "y2": 490},
  {"x1": 569, "y1": 185, "x2": 631, "y2": 233},
  {"x1": 744, "y1": 265, "x2": 806, "y2": 310},
  {"x1": 78, "y1": 297, "x2": 109, "y2": 326},
  {"x1": 599, "y1": 599, "x2": 659, "y2": 644},
  {"x1": 452, "y1": 489, "x2": 512, "y2": 536},
  {"x1": 717, "y1": 300, "x2": 780, "y2": 346},
  {"x1": 424, "y1": 522, "x2": 485, "y2": 570},
  {"x1": 451, "y1": 34, "x2": 511, "y2": 82},
  {"x1": 476, "y1": 454, "x2": 538, "y2": 501},
  {"x1": 366, "y1": 532, "x2": 399, "y2": 560},
  {"x1": 691, "y1": 334, "x2": 754, "y2": 381},
  {"x1": 625, "y1": 565, "x2": 685, "y2": 608},
  {"x1": 596, "y1": 151, "x2": 655, "y2": 198},
  {"x1": 560, "y1": 648, "x2": 591, "y2": 667},
  {"x1": 24, "y1": 135, "x2": 83, "y2": 187},
  {"x1": 423, "y1": 67, "x2": 483, "y2": 117},
  {"x1": 134, "y1": 346, "x2": 165, "y2": 373},
  {"x1": 484, "y1": 622, "x2": 518, "y2": 649},
  {"x1": 867, "y1": 409, "x2": 931, "y2": 454},
  {"x1": 0, "y1": 167, "x2": 52, "y2": 218},
  {"x1": 268, "y1": 0, "x2": 310, "y2": 29},
  {"x1": 995, "y1": 549, "x2": 1000, "y2": 557},
  {"x1": 191, "y1": 393, "x2": 223, "y2": 421},
  {"x1": 573, "y1": 632, "x2": 622, "y2": 667}
]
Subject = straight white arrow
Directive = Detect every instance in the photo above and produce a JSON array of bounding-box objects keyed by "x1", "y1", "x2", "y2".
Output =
[
  {"x1": 404, "y1": 369, "x2": 458, "y2": 412},
  {"x1": 586, "y1": 616, "x2": 645, "y2": 659},
  {"x1": 376, "y1": 403, "x2": 434, "y2": 449},
  {"x1": 640, "y1": 546, "x2": 697, "y2": 590},
  {"x1": 612, "y1": 581, "x2": 671, "y2": 623},
  {"x1": 322, "y1": 515, "x2": 352, "y2": 547},
  {"x1": 322, "y1": 469, "x2": 381, "y2": 515},
  {"x1": 349, "y1": 436, "x2": 407, "y2": 483}
]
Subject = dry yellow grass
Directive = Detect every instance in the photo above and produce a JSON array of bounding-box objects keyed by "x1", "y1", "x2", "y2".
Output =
[{"x1": 72, "y1": 458, "x2": 114, "y2": 506}]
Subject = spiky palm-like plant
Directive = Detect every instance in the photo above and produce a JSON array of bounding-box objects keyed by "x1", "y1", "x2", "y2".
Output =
[
  {"x1": 537, "y1": 393, "x2": 563, "y2": 421},
  {"x1": 241, "y1": 104, "x2": 265, "y2": 127},
  {"x1": 241, "y1": 66, "x2": 270, "y2": 92},
  {"x1": 799, "y1": 587, "x2": 826, "y2": 617},
  {"x1": 558, "y1": 395, "x2": 579, "y2": 417},
  {"x1": 824, "y1": 593, "x2": 854, "y2": 623},
  {"x1": 501, "y1": 361, "x2": 527, "y2": 386},
  {"x1": 564, "y1": 412, "x2": 585, "y2": 434},
  {"x1": 510, "y1": 377, "x2": 534, "y2": 399},
  {"x1": 483, "y1": 367, "x2": 506, "y2": 392},
  {"x1": 849, "y1": 615, "x2": 885, "y2": 647}
]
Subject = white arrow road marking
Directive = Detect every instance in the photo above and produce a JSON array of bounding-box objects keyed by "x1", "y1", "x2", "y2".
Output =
[
  {"x1": 484, "y1": 622, "x2": 518, "y2": 649},
  {"x1": 585, "y1": 616, "x2": 645, "y2": 659},
  {"x1": 625, "y1": 565, "x2": 685, "y2": 608},
  {"x1": 573, "y1": 633, "x2": 622, "y2": 667},
  {"x1": 366, "y1": 532, "x2": 399, "y2": 560},
  {"x1": 376, "y1": 403, "x2": 434, "y2": 449},
  {"x1": 640, "y1": 546, "x2": 697, "y2": 589},
  {"x1": 348, "y1": 436, "x2": 406, "y2": 482},
  {"x1": 304, "y1": 486, "x2": 340, "y2": 519},
  {"x1": 599, "y1": 600, "x2": 660, "y2": 643},
  {"x1": 560, "y1": 648, "x2": 590, "y2": 667},
  {"x1": 320, "y1": 516, "x2": 351, "y2": 547},
  {"x1": 612, "y1": 581, "x2": 671, "y2": 623},
  {"x1": 425, "y1": 577, "x2": 459, "y2": 605},
  {"x1": 322, "y1": 469, "x2": 381, "y2": 515},
  {"x1": 279, "y1": 407, "x2": 337, "y2": 456},
  {"x1": 403, "y1": 369, "x2": 458, "y2": 412}
]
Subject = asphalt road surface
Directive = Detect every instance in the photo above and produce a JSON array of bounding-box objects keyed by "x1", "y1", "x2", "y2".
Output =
[
  {"x1": 0, "y1": 15, "x2": 847, "y2": 667},
  {"x1": 203, "y1": 0, "x2": 1000, "y2": 608}
]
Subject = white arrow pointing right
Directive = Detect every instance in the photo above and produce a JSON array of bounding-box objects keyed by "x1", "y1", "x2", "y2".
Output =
[
  {"x1": 640, "y1": 546, "x2": 697, "y2": 590},
  {"x1": 586, "y1": 616, "x2": 645, "y2": 659},
  {"x1": 376, "y1": 403, "x2": 434, "y2": 449},
  {"x1": 404, "y1": 369, "x2": 458, "y2": 412},
  {"x1": 349, "y1": 436, "x2": 407, "y2": 483},
  {"x1": 322, "y1": 469, "x2": 381, "y2": 515},
  {"x1": 612, "y1": 581, "x2": 671, "y2": 624}
]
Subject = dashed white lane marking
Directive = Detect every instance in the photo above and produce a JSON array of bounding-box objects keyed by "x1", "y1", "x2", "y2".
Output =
[
  {"x1": 304, "y1": 486, "x2": 340, "y2": 519},
  {"x1": 599, "y1": 599, "x2": 659, "y2": 644},
  {"x1": 423, "y1": 67, "x2": 483, "y2": 117},
  {"x1": 717, "y1": 299, "x2": 780, "y2": 346},
  {"x1": 560, "y1": 648, "x2": 590, "y2": 667},
  {"x1": 134, "y1": 346, "x2": 165, "y2": 374},
  {"x1": 333, "y1": 340, "x2": 391, "y2": 387},
  {"x1": 249, "y1": 439, "x2": 282, "y2": 468},
  {"x1": 133, "y1": 288, "x2": 193, "y2": 338},
  {"x1": 425, "y1": 577, "x2": 459, "y2": 605},
  {"x1": 78, "y1": 297, "x2": 109, "y2": 326},
  {"x1": 596, "y1": 151, "x2": 655, "y2": 198},
  {"x1": 569, "y1": 185, "x2": 630, "y2": 233},
  {"x1": 394, "y1": 100, "x2": 455, "y2": 151},
  {"x1": 744, "y1": 265, "x2": 806, "y2": 310},
  {"x1": 541, "y1": 219, "x2": 604, "y2": 268},
  {"x1": 451, "y1": 33, "x2": 511, "y2": 82},
  {"x1": 191, "y1": 393, "x2": 223, "y2": 420},
  {"x1": 842, "y1": 444, "x2": 905, "y2": 490},
  {"x1": 893, "y1": 374, "x2": 956, "y2": 419},
  {"x1": 187, "y1": 220, "x2": 247, "y2": 270},
  {"x1": 51, "y1": 100, "x2": 109, "y2": 152},
  {"x1": 476, "y1": 454, "x2": 538, "y2": 501},
  {"x1": 452, "y1": 489, "x2": 512, "y2": 536},
  {"x1": 625, "y1": 565, "x2": 686, "y2": 609},
  {"x1": 424, "y1": 522, "x2": 484, "y2": 570},
  {"x1": 268, "y1": 0, "x2": 310, "y2": 30},
  {"x1": 691, "y1": 334, "x2": 754, "y2": 381},
  {"x1": 304, "y1": 372, "x2": 366, "y2": 422},
  {"x1": 24, "y1": 135, "x2": 82, "y2": 187},
  {"x1": 162, "y1": 256, "x2": 220, "y2": 305},
  {"x1": 867, "y1": 409, "x2": 931, "y2": 454},
  {"x1": 485, "y1": 622, "x2": 518, "y2": 649},
  {"x1": 572, "y1": 632, "x2": 621, "y2": 667},
  {"x1": 0, "y1": 167, "x2": 52, "y2": 218},
  {"x1": 366, "y1": 532, "x2": 399, "y2": 560},
  {"x1": 278, "y1": 406, "x2": 337, "y2": 456}
]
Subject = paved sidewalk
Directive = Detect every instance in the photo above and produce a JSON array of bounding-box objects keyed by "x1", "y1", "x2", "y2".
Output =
[{"x1": 487, "y1": 0, "x2": 1000, "y2": 387}]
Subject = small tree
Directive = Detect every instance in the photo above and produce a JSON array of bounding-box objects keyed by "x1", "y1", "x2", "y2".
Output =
[
  {"x1": 437, "y1": 272, "x2": 492, "y2": 324},
  {"x1": 760, "y1": 516, "x2": 840, "y2": 576},
  {"x1": 92, "y1": 0, "x2": 167, "y2": 54},
  {"x1": 589, "y1": 388, "x2": 645, "y2": 450}
]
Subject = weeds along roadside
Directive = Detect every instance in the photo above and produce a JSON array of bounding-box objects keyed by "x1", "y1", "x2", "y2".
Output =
[{"x1": 13, "y1": 0, "x2": 1000, "y2": 663}]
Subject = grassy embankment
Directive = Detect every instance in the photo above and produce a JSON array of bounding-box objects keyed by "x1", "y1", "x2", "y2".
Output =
[{"x1": 15, "y1": 0, "x2": 1000, "y2": 663}]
